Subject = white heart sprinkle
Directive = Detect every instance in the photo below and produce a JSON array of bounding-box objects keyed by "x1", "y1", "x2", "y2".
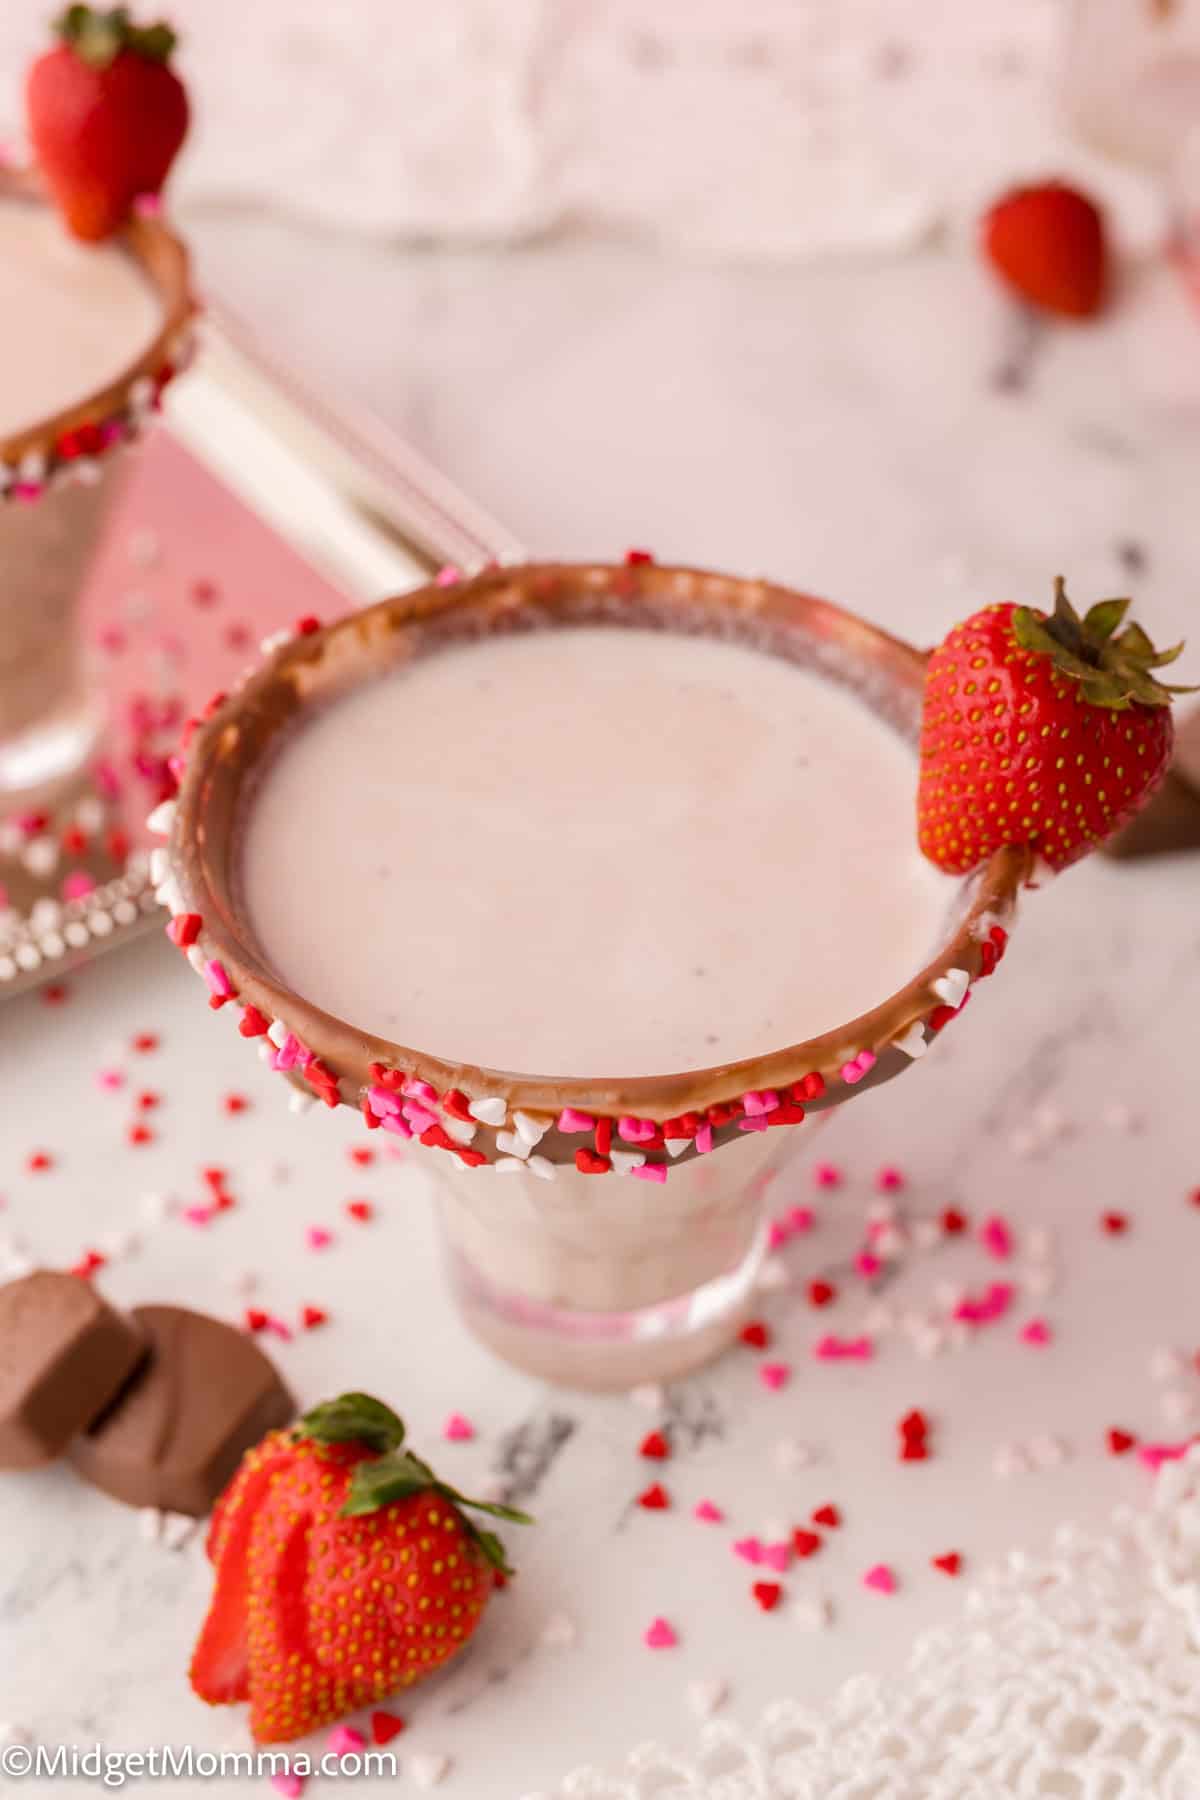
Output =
[
  {"x1": 287, "y1": 1092, "x2": 314, "y2": 1115},
  {"x1": 495, "y1": 1158, "x2": 527, "y2": 1175},
  {"x1": 409, "y1": 1754, "x2": 451, "y2": 1790},
  {"x1": 186, "y1": 946, "x2": 207, "y2": 975},
  {"x1": 147, "y1": 846, "x2": 168, "y2": 885},
  {"x1": 541, "y1": 1613, "x2": 577, "y2": 1648},
  {"x1": 146, "y1": 800, "x2": 176, "y2": 837},
  {"x1": 469, "y1": 1096, "x2": 507, "y2": 1126},
  {"x1": 772, "y1": 1437, "x2": 814, "y2": 1472},
  {"x1": 139, "y1": 1191, "x2": 176, "y2": 1224},
  {"x1": 610, "y1": 1150, "x2": 646, "y2": 1176},
  {"x1": 267, "y1": 1020, "x2": 289, "y2": 1048},
  {"x1": 513, "y1": 1111, "x2": 548, "y2": 1146},
  {"x1": 932, "y1": 967, "x2": 970, "y2": 1009},
  {"x1": 664, "y1": 1138, "x2": 691, "y2": 1158},
  {"x1": 756, "y1": 1256, "x2": 789, "y2": 1292},
  {"x1": 686, "y1": 1677, "x2": 728, "y2": 1719},
  {"x1": 526, "y1": 1156, "x2": 556, "y2": 1181},
  {"x1": 495, "y1": 1130, "x2": 529, "y2": 1160},
  {"x1": 893, "y1": 1023, "x2": 927, "y2": 1060},
  {"x1": 444, "y1": 1117, "x2": 478, "y2": 1146}
]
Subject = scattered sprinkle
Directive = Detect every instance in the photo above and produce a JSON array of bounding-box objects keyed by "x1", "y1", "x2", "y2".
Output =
[
  {"x1": 644, "y1": 1617, "x2": 678, "y2": 1649},
  {"x1": 443, "y1": 1413, "x2": 475, "y2": 1442},
  {"x1": 862, "y1": 1564, "x2": 897, "y2": 1595}
]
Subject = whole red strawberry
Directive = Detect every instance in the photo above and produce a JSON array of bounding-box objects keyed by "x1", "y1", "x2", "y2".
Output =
[
  {"x1": 918, "y1": 580, "x2": 1194, "y2": 875},
  {"x1": 982, "y1": 181, "x2": 1108, "y2": 319},
  {"x1": 26, "y1": 6, "x2": 190, "y2": 242},
  {"x1": 190, "y1": 1393, "x2": 529, "y2": 1743}
]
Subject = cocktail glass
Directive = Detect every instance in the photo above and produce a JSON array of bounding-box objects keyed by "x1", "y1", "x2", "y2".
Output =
[
  {"x1": 0, "y1": 170, "x2": 194, "y2": 799},
  {"x1": 166, "y1": 562, "x2": 1027, "y2": 1389}
]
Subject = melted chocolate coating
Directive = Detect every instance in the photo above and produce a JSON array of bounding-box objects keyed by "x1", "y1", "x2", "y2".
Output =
[{"x1": 70, "y1": 1304, "x2": 295, "y2": 1515}]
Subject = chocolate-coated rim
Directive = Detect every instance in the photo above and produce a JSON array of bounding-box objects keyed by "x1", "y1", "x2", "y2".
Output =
[
  {"x1": 0, "y1": 166, "x2": 195, "y2": 465},
  {"x1": 171, "y1": 561, "x2": 1029, "y2": 1124}
]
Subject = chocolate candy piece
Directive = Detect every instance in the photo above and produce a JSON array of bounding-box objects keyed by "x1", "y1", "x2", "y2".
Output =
[
  {"x1": 70, "y1": 1305, "x2": 295, "y2": 1516},
  {"x1": 0, "y1": 1270, "x2": 147, "y2": 1469},
  {"x1": 1104, "y1": 706, "x2": 1200, "y2": 860}
]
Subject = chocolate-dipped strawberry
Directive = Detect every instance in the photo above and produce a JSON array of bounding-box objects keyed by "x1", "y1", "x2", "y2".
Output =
[
  {"x1": 190, "y1": 1393, "x2": 530, "y2": 1743},
  {"x1": 918, "y1": 579, "x2": 1195, "y2": 874}
]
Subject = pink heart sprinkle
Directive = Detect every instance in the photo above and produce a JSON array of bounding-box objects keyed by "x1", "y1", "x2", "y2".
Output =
[
  {"x1": 813, "y1": 1163, "x2": 843, "y2": 1189},
  {"x1": 1139, "y1": 1442, "x2": 1189, "y2": 1470},
  {"x1": 759, "y1": 1362, "x2": 791, "y2": 1391},
  {"x1": 381, "y1": 1114, "x2": 413, "y2": 1138},
  {"x1": 980, "y1": 1215, "x2": 1014, "y2": 1260},
  {"x1": 766, "y1": 1219, "x2": 790, "y2": 1250},
  {"x1": 182, "y1": 1205, "x2": 212, "y2": 1227},
  {"x1": 328, "y1": 1724, "x2": 366, "y2": 1758},
  {"x1": 96, "y1": 1069, "x2": 125, "y2": 1091},
  {"x1": 841, "y1": 1060, "x2": 866, "y2": 1085},
  {"x1": 787, "y1": 1205, "x2": 815, "y2": 1232},
  {"x1": 266, "y1": 1316, "x2": 293, "y2": 1342},
  {"x1": 694, "y1": 1125, "x2": 714, "y2": 1154},
  {"x1": 855, "y1": 1252, "x2": 881, "y2": 1278},
  {"x1": 618, "y1": 1117, "x2": 656, "y2": 1144},
  {"x1": 558, "y1": 1107, "x2": 595, "y2": 1133},
  {"x1": 1020, "y1": 1318, "x2": 1051, "y2": 1347},
  {"x1": 737, "y1": 1115, "x2": 770, "y2": 1132},
  {"x1": 306, "y1": 1226, "x2": 333, "y2": 1250},
  {"x1": 761, "y1": 1541, "x2": 792, "y2": 1572},
  {"x1": 402, "y1": 1078, "x2": 439, "y2": 1103},
  {"x1": 402, "y1": 1102, "x2": 438, "y2": 1133},
  {"x1": 742, "y1": 1090, "x2": 779, "y2": 1116},
  {"x1": 644, "y1": 1617, "x2": 677, "y2": 1649},
  {"x1": 443, "y1": 1412, "x2": 475, "y2": 1441},
  {"x1": 631, "y1": 1163, "x2": 667, "y2": 1184},
  {"x1": 271, "y1": 1776, "x2": 305, "y2": 1799},
  {"x1": 732, "y1": 1537, "x2": 763, "y2": 1564},
  {"x1": 693, "y1": 1499, "x2": 724, "y2": 1523},
  {"x1": 863, "y1": 1563, "x2": 897, "y2": 1595},
  {"x1": 875, "y1": 1166, "x2": 905, "y2": 1192}
]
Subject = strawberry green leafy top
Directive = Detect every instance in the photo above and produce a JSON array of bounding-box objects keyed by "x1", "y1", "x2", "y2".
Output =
[
  {"x1": 1012, "y1": 577, "x2": 1195, "y2": 712},
  {"x1": 54, "y1": 5, "x2": 177, "y2": 68}
]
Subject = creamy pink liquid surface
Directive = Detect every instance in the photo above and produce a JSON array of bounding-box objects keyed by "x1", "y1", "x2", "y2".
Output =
[
  {"x1": 240, "y1": 626, "x2": 951, "y2": 1077},
  {"x1": 0, "y1": 201, "x2": 160, "y2": 436}
]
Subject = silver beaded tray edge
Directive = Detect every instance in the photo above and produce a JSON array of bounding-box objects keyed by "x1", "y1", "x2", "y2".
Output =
[{"x1": 0, "y1": 300, "x2": 523, "y2": 1002}]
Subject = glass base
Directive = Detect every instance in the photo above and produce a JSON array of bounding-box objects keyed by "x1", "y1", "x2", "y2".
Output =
[
  {"x1": 0, "y1": 700, "x2": 102, "y2": 800},
  {"x1": 443, "y1": 1218, "x2": 767, "y2": 1390}
]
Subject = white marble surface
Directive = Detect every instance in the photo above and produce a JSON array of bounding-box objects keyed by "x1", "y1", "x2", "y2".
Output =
[{"x1": 2, "y1": 220, "x2": 1200, "y2": 1797}]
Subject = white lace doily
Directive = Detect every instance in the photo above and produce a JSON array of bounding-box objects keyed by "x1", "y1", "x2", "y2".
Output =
[
  {"x1": 545, "y1": 1448, "x2": 1200, "y2": 1798},
  {"x1": 0, "y1": 0, "x2": 1098, "y2": 259}
]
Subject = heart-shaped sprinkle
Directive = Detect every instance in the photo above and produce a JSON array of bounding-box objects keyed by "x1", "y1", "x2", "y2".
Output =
[
  {"x1": 1102, "y1": 1211, "x2": 1129, "y2": 1235},
  {"x1": 631, "y1": 1162, "x2": 667, "y2": 1184},
  {"x1": 300, "y1": 1305, "x2": 327, "y2": 1330},
  {"x1": 893, "y1": 1023, "x2": 927, "y2": 1059},
  {"x1": 558, "y1": 1106, "x2": 594, "y2": 1133},
  {"x1": 686, "y1": 1677, "x2": 728, "y2": 1720},
  {"x1": 862, "y1": 1563, "x2": 896, "y2": 1595},
  {"x1": 575, "y1": 1148, "x2": 612, "y2": 1175},
  {"x1": 618, "y1": 1116, "x2": 657, "y2": 1143},
  {"x1": 932, "y1": 1552, "x2": 962, "y2": 1576},
  {"x1": 495, "y1": 1131, "x2": 529, "y2": 1159},
  {"x1": 665, "y1": 1137, "x2": 691, "y2": 1158},
  {"x1": 932, "y1": 967, "x2": 970, "y2": 1009},
  {"x1": 270, "y1": 1775, "x2": 304, "y2": 1799},
  {"x1": 752, "y1": 1580, "x2": 783, "y2": 1612},
  {"x1": 812, "y1": 1504, "x2": 841, "y2": 1529},
  {"x1": 610, "y1": 1150, "x2": 647, "y2": 1175},
  {"x1": 740, "y1": 1320, "x2": 770, "y2": 1349},
  {"x1": 761, "y1": 1541, "x2": 791, "y2": 1572},
  {"x1": 513, "y1": 1110, "x2": 547, "y2": 1146},
  {"x1": 693, "y1": 1499, "x2": 724, "y2": 1523},
  {"x1": 469, "y1": 1095, "x2": 507, "y2": 1126},
  {"x1": 759, "y1": 1362, "x2": 791, "y2": 1391},
  {"x1": 639, "y1": 1430, "x2": 670, "y2": 1460},
  {"x1": 346, "y1": 1200, "x2": 373, "y2": 1223},
  {"x1": 401, "y1": 1078, "x2": 438, "y2": 1104},
  {"x1": 694, "y1": 1124, "x2": 714, "y2": 1154},
  {"x1": 1107, "y1": 1427, "x2": 1137, "y2": 1455},
  {"x1": 941, "y1": 1207, "x2": 968, "y2": 1235},
  {"x1": 733, "y1": 1537, "x2": 763, "y2": 1564},
  {"x1": 742, "y1": 1090, "x2": 779, "y2": 1116},
  {"x1": 244, "y1": 1308, "x2": 268, "y2": 1333},
  {"x1": 328, "y1": 1724, "x2": 365, "y2": 1758},
  {"x1": 1020, "y1": 1318, "x2": 1051, "y2": 1346},
  {"x1": 792, "y1": 1528, "x2": 822, "y2": 1558},
  {"x1": 807, "y1": 1280, "x2": 837, "y2": 1308},
  {"x1": 638, "y1": 1482, "x2": 670, "y2": 1510},
  {"x1": 443, "y1": 1413, "x2": 474, "y2": 1441},
  {"x1": 305, "y1": 1226, "x2": 332, "y2": 1251},
  {"x1": 371, "y1": 1711, "x2": 405, "y2": 1746},
  {"x1": 644, "y1": 1617, "x2": 677, "y2": 1649}
]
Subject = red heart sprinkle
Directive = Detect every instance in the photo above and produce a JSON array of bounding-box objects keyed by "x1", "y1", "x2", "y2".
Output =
[
  {"x1": 807, "y1": 1280, "x2": 836, "y2": 1308},
  {"x1": 301, "y1": 1305, "x2": 327, "y2": 1330},
  {"x1": 1190, "y1": 1187, "x2": 1200, "y2": 1208},
  {"x1": 792, "y1": 1528, "x2": 822, "y2": 1558},
  {"x1": 128, "y1": 1124, "x2": 154, "y2": 1146},
  {"x1": 346, "y1": 1200, "x2": 373, "y2": 1223},
  {"x1": 212, "y1": 1192, "x2": 236, "y2": 1213},
  {"x1": 27, "y1": 1151, "x2": 53, "y2": 1172},
  {"x1": 224, "y1": 1093, "x2": 249, "y2": 1115},
  {"x1": 940, "y1": 1208, "x2": 968, "y2": 1235},
  {"x1": 350, "y1": 1148, "x2": 375, "y2": 1167},
  {"x1": 201, "y1": 1167, "x2": 226, "y2": 1191},
  {"x1": 137, "y1": 1091, "x2": 160, "y2": 1111},
  {"x1": 1102, "y1": 1212, "x2": 1129, "y2": 1235},
  {"x1": 900, "y1": 1409, "x2": 929, "y2": 1440},
  {"x1": 739, "y1": 1321, "x2": 770, "y2": 1349},
  {"x1": 812, "y1": 1504, "x2": 841, "y2": 1529},
  {"x1": 639, "y1": 1430, "x2": 670, "y2": 1461},
  {"x1": 238, "y1": 1006, "x2": 270, "y2": 1038},
  {"x1": 637, "y1": 1483, "x2": 670, "y2": 1510},
  {"x1": 575, "y1": 1148, "x2": 612, "y2": 1174},
  {"x1": 932, "y1": 1552, "x2": 962, "y2": 1576},
  {"x1": 456, "y1": 1147, "x2": 488, "y2": 1168},
  {"x1": 1107, "y1": 1427, "x2": 1136, "y2": 1456},
  {"x1": 371, "y1": 1712, "x2": 406, "y2": 1746},
  {"x1": 70, "y1": 1249, "x2": 106, "y2": 1279},
  {"x1": 132, "y1": 1033, "x2": 159, "y2": 1053},
  {"x1": 752, "y1": 1581, "x2": 783, "y2": 1612},
  {"x1": 900, "y1": 1442, "x2": 929, "y2": 1461},
  {"x1": 244, "y1": 1309, "x2": 268, "y2": 1332},
  {"x1": 441, "y1": 1088, "x2": 473, "y2": 1121}
]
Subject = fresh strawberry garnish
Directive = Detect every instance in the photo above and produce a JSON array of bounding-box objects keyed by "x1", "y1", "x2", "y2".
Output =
[
  {"x1": 189, "y1": 1392, "x2": 529, "y2": 1744},
  {"x1": 918, "y1": 580, "x2": 1193, "y2": 875},
  {"x1": 26, "y1": 6, "x2": 189, "y2": 242},
  {"x1": 982, "y1": 181, "x2": 1108, "y2": 320}
]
